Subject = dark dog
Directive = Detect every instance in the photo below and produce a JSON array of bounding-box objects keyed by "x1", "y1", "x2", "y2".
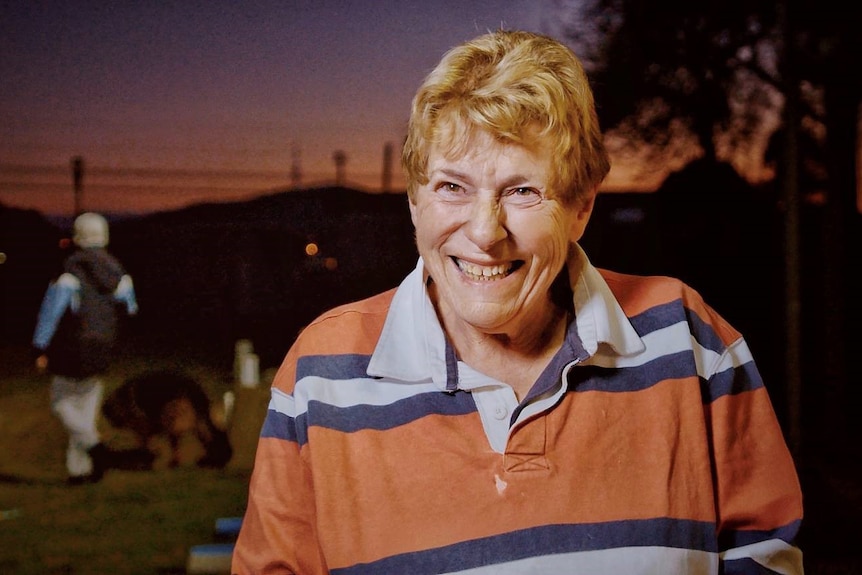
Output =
[{"x1": 102, "y1": 370, "x2": 232, "y2": 469}]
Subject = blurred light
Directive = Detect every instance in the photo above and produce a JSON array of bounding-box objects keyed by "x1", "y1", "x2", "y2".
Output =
[
  {"x1": 0, "y1": 252, "x2": 6, "y2": 265},
  {"x1": 805, "y1": 191, "x2": 827, "y2": 206},
  {"x1": 59, "y1": 238, "x2": 72, "y2": 249},
  {"x1": 324, "y1": 257, "x2": 338, "y2": 271},
  {"x1": 305, "y1": 242, "x2": 319, "y2": 256},
  {"x1": 610, "y1": 207, "x2": 646, "y2": 224}
]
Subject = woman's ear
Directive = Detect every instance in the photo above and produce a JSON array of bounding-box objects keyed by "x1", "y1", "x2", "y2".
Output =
[
  {"x1": 568, "y1": 189, "x2": 597, "y2": 243},
  {"x1": 408, "y1": 196, "x2": 419, "y2": 227}
]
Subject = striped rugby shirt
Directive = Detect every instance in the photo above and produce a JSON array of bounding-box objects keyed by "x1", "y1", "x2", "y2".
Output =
[{"x1": 233, "y1": 246, "x2": 803, "y2": 575}]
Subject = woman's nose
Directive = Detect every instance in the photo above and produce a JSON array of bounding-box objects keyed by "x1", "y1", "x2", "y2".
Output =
[{"x1": 465, "y1": 197, "x2": 507, "y2": 249}]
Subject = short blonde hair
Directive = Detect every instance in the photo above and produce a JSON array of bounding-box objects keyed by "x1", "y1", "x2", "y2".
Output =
[{"x1": 402, "y1": 30, "x2": 610, "y2": 204}]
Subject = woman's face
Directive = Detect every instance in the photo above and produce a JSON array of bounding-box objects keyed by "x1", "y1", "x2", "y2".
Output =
[{"x1": 409, "y1": 128, "x2": 593, "y2": 338}]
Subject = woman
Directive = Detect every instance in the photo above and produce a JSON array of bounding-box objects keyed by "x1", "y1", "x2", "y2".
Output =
[{"x1": 233, "y1": 30, "x2": 803, "y2": 574}]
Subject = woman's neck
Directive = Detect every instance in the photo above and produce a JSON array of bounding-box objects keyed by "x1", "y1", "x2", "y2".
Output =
[{"x1": 443, "y1": 301, "x2": 570, "y2": 401}]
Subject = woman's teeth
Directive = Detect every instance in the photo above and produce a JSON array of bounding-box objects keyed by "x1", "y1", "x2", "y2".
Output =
[{"x1": 456, "y1": 259, "x2": 511, "y2": 281}]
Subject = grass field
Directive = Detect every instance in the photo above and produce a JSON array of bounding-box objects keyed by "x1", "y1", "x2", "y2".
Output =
[{"x1": 0, "y1": 344, "x2": 271, "y2": 575}]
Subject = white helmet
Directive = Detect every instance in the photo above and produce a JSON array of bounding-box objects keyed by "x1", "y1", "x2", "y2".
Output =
[{"x1": 72, "y1": 212, "x2": 109, "y2": 248}]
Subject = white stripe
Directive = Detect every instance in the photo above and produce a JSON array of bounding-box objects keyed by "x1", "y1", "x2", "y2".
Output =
[
  {"x1": 709, "y1": 337, "x2": 754, "y2": 376},
  {"x1": 582, "y1": 321, "x2": 757, "y2": 383},
  {"x1": 268, "y1": 387, "x2": 296, "y2": 418},
  {"x1": 448, "y1": 545, "x2": 717, "y2": 575},
  {"x1": 586, "y1": 322, "x2": 718, "y2": 372},
  {"x1": 293, "y1": 376, "x2": 441, "y2": 413}
]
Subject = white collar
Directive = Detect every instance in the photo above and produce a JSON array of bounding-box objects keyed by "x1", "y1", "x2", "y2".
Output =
[
  {"x1": 568, "y1": 243, "x2": 646, "y2": 358},
  {"x1": 367, "y1": 245, "x2": 645, "y2": 387}
]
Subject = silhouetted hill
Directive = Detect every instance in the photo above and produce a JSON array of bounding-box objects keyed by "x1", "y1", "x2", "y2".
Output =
[{"x1": 109, "y1": 187, "x2": 419, "y2": 366}]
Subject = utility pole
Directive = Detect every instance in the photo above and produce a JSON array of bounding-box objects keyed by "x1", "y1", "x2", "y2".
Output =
[
  {"x1": 71, "y1": 156, "x2": 84, "y2": 216},
  {"x1": 381, "y1": 142, "x2": 393, "y2": 193},
  {"x1": 777, "y1": 0, "x2": 802, "y2": 461},
  {"x1": 333, "y1": 150, "x2": 346, "y2": 187},
  {"x1": 291, "y1": 143, "x2": 302, "y2": 189}
]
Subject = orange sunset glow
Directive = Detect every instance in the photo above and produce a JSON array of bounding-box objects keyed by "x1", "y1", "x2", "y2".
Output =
[
  {"x1": 3, "y1": 3, "x2": 858, "y2": 217},
  {"x1": 1, "y1": 1, "x2": 553, "y2": 216}
]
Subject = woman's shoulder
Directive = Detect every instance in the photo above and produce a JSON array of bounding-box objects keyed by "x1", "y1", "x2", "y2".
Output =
[
  {"x1": 294, "y1": 288, "x2": 398, "y2": 354},
  {"x1": 271, "y1": 288, "x2": 398, "y2": 393},
  {"x1": 598, "y1": 267, "x2": 739, "y2": 344},
  {"x1": 598, "y1": 267, "x2": 701, "y2": 309}
]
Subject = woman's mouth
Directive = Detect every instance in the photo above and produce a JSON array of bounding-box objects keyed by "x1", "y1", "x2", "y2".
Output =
[{"x1": 454, "y1": 258, "x2": 522, "y2": 281}]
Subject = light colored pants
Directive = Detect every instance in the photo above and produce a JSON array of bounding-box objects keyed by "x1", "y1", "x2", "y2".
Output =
[{"x1": 50, "y1": 375, "x2": 103, "y2": 477}]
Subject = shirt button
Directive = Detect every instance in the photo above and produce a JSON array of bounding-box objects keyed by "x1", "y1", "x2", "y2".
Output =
[{"x1": 494, "y1": 405, "x2": 508, "y2": 420}]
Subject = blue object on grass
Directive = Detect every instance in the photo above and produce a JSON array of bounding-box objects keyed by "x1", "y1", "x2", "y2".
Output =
[{"x1": 215, "y1": 516, "x2": 243, "y2": 537}]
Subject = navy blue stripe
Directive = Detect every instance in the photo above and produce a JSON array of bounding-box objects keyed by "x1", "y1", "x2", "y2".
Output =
[
  {"x1": 529, "y1": 321, "x2": 588, "y2": 401},
  {"x1": 570, "y1": 350, "x2": 696, "y2": 393},
  {"x1": 299, "y1": 389, "x2": 477, "y2": 435},
  {"x1": 296, "y1": 354, "x2": 372, "y2": 381},
  {"x1": 514, "y1": 326, "x2": 588, "y2": 423},
  {"x1": 570, "y1": 351, "x2": 762, "y2": 403},
  {"x1": 331, "y1": 517, "x2": 717, "y2": 575},
  {"x1": 259, "y1": 393, "x2": 475, "y2": 447},
  {"x1": 705, "y1": 361, "x2": 764, "y2": 402},
  {"x1": 629, "y1": 299, "x2": 686, "y2": 335},
  {"x1": 630, "y1": 299, "x2": 725, "y2": 354},
  {"x1": 260, "y1": 409, "x2": 297, "y2": 441},
  {"x1": 444, "y1": 341, "x2": 459, "y2": 392}
]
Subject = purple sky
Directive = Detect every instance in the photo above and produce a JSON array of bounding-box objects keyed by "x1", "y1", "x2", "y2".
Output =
[{"x1": 4, "y1": 1, "x2": 611, "y2": 215}]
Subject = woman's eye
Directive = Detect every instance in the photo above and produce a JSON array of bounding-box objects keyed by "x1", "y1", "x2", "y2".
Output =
[
  {"x1": 438, "y1": 182, "x2": 463, "y2": 193},
  {"x1": 505, "y1": 187, "x2": 542, "y2": 205}
]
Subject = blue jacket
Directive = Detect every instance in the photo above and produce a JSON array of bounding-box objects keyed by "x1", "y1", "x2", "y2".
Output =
[{"x1": 33, "y1": 247, "x2": 138, "y2": 377}]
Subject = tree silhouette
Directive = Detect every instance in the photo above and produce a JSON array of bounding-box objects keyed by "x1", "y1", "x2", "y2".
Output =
[
  {"x1": 556, "y1": 0, "x2": 861, "y2": 458},
  {"x1": 559, "y1": 0, "x2": 780, "y2": 171},
  {"x1": 558, "y1": 0, "x2": 858, "y2": 201}
]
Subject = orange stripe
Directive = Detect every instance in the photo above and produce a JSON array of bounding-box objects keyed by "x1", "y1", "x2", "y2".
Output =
[
  {"x1": 709, "y1": 389, "x2": 804, "y2": 531},
  {"x1": 234, "y1": 437, "x2": 328, "y2": 574}
]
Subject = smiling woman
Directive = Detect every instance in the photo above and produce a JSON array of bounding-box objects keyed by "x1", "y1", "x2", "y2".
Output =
[{"x1": 231, "y1": 29, "x2": 804, "y2": 575}]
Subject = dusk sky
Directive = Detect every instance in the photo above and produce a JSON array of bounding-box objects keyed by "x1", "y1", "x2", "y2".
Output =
[{"x1": 4, "y1": 1, "x2": 645, "y2": 216}]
